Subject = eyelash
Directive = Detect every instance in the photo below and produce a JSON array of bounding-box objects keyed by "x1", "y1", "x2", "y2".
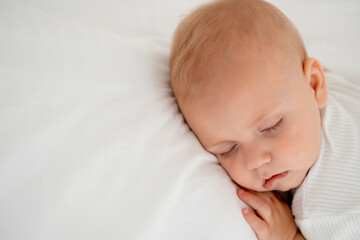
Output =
[
  {"x1": 220, "y1": 145, "x2": 239, "y2": 159},
  {"x1": 261, "y1": 118, "x2": 284, "y2": 135},
  {"x1": 219, "y1": 118, "x2": 284, "y2": 159}
]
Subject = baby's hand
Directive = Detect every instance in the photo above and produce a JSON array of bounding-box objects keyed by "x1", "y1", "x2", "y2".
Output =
[{"x1": 237, "y1": 188, "x2": 300, "y2": 240}]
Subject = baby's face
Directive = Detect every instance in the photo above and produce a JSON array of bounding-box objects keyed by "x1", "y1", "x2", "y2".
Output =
[{"x1": 180, "y1": 52, "x2": 324, "y2": 192}]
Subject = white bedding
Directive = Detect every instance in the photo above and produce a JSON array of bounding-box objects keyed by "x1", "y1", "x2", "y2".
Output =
[{"x1": 0, "y1": 0, "x2": 359, "y2": 239}]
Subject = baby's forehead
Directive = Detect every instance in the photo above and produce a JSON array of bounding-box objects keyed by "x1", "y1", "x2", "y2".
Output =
[{"x1": 185, "y1": 49, "x2": 294, "y2": 101}]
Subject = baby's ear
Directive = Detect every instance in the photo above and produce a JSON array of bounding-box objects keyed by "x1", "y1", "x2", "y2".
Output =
[{"x1": 303, "y1": 58, "x2": 328, "y2": 109}]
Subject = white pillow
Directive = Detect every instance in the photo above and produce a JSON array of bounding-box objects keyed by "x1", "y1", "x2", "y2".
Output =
[
  {"x1": 0, "y1": 0, "x2": 359, "y2": 239},
  {"x1": 0, "y1": 0, "x2": 254, "y2": 239}
]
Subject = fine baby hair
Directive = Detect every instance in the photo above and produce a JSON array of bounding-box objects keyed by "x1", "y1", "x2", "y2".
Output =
[{"x1": 170, "y1": 0, "x2": 308, "y2": 103}]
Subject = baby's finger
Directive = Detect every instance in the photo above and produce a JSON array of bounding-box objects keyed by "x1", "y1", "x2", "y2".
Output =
[
  {"x1": 242, "y1": 207, "x2": 267, "y2": 236},
  {"x1": 237, "y1": 189, "x2": 272, "y2": 222}
]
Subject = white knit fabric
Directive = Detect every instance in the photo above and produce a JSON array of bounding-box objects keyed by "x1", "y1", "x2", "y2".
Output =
[{"x1": 292, "y1": 72, "x2": 360, "y2": 240}]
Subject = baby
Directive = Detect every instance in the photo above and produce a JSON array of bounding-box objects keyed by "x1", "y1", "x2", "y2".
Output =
[{"x1": 169, "y1": 0, "x2": 360, "y2": 239}]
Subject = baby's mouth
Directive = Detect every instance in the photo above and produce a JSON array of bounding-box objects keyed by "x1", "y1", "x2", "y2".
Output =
[{"x1": 263, "y1": 171, "x2": 288, "y2": 189}]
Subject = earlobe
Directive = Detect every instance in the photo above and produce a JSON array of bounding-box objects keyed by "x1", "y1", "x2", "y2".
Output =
[{"x1": 303, "y1": 58, "x2": 328, "y2": 109}]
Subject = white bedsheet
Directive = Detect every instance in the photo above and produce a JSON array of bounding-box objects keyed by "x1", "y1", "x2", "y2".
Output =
[{"x1": 0, "y1": 0, "x2": 359, "y2": 239}]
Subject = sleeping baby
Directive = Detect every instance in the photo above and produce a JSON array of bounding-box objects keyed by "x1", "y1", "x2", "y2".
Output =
[{"x1": 169, "y1": 0, "x2": 360, "y2": 239}]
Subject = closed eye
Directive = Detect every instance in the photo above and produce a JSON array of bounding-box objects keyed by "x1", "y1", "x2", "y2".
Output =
[
  {"x1": 219, "y1": 144, "x2": 239, "y2": 159},
  {"x1": 261, "y1": 118, "x2": 284, "y2": 135}
]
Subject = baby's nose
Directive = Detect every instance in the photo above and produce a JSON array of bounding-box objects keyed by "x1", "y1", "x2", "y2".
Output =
[{"x1": 244, "y1": 149, "x2": 271, "y2": 170}]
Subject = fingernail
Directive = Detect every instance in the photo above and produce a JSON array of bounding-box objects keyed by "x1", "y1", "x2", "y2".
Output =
[
  {"x1": 243, "y1": 208, "x2": 249, "y2": 214},
  {"x1": 238, "y1": 189, "x2": 245, "y2": 195}
]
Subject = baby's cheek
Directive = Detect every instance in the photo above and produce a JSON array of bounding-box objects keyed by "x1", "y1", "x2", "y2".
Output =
[
  {"x1": 278, "y1": 125, "x2": 318, "y2": 170},
  {"x1": 275, "y1": 130, "x2": 304, "y2": 164},
  {"x1": 279, "y1": 127, "x2": 301, "y2": 151},
  {"x1": 223, "y1": 161, "x2": 253, "y2": 187}
]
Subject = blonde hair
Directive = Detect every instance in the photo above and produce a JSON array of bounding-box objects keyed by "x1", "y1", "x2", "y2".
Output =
[{"x1": 169, "y1": 0, "x2": 308, "y2": 102}]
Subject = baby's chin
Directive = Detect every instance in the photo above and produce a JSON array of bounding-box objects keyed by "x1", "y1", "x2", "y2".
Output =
[{"x1": 273, "y1": 185, "x2": 294, "y2": 192}]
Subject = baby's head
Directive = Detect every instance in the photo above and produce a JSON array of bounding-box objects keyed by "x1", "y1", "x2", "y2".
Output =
[{"x1": 170, "y1": 0, "x2": 328, "y2": 192}]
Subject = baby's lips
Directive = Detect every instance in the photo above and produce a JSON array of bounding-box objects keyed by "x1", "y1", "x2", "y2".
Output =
[{"x1": 263, "y1": 171, "x2": 288, "y2": 189}]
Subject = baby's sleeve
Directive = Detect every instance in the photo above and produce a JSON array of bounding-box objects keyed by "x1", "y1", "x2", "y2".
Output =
[{"x1": 297, "y1": 213, "x2": 360, "y2": 240}]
